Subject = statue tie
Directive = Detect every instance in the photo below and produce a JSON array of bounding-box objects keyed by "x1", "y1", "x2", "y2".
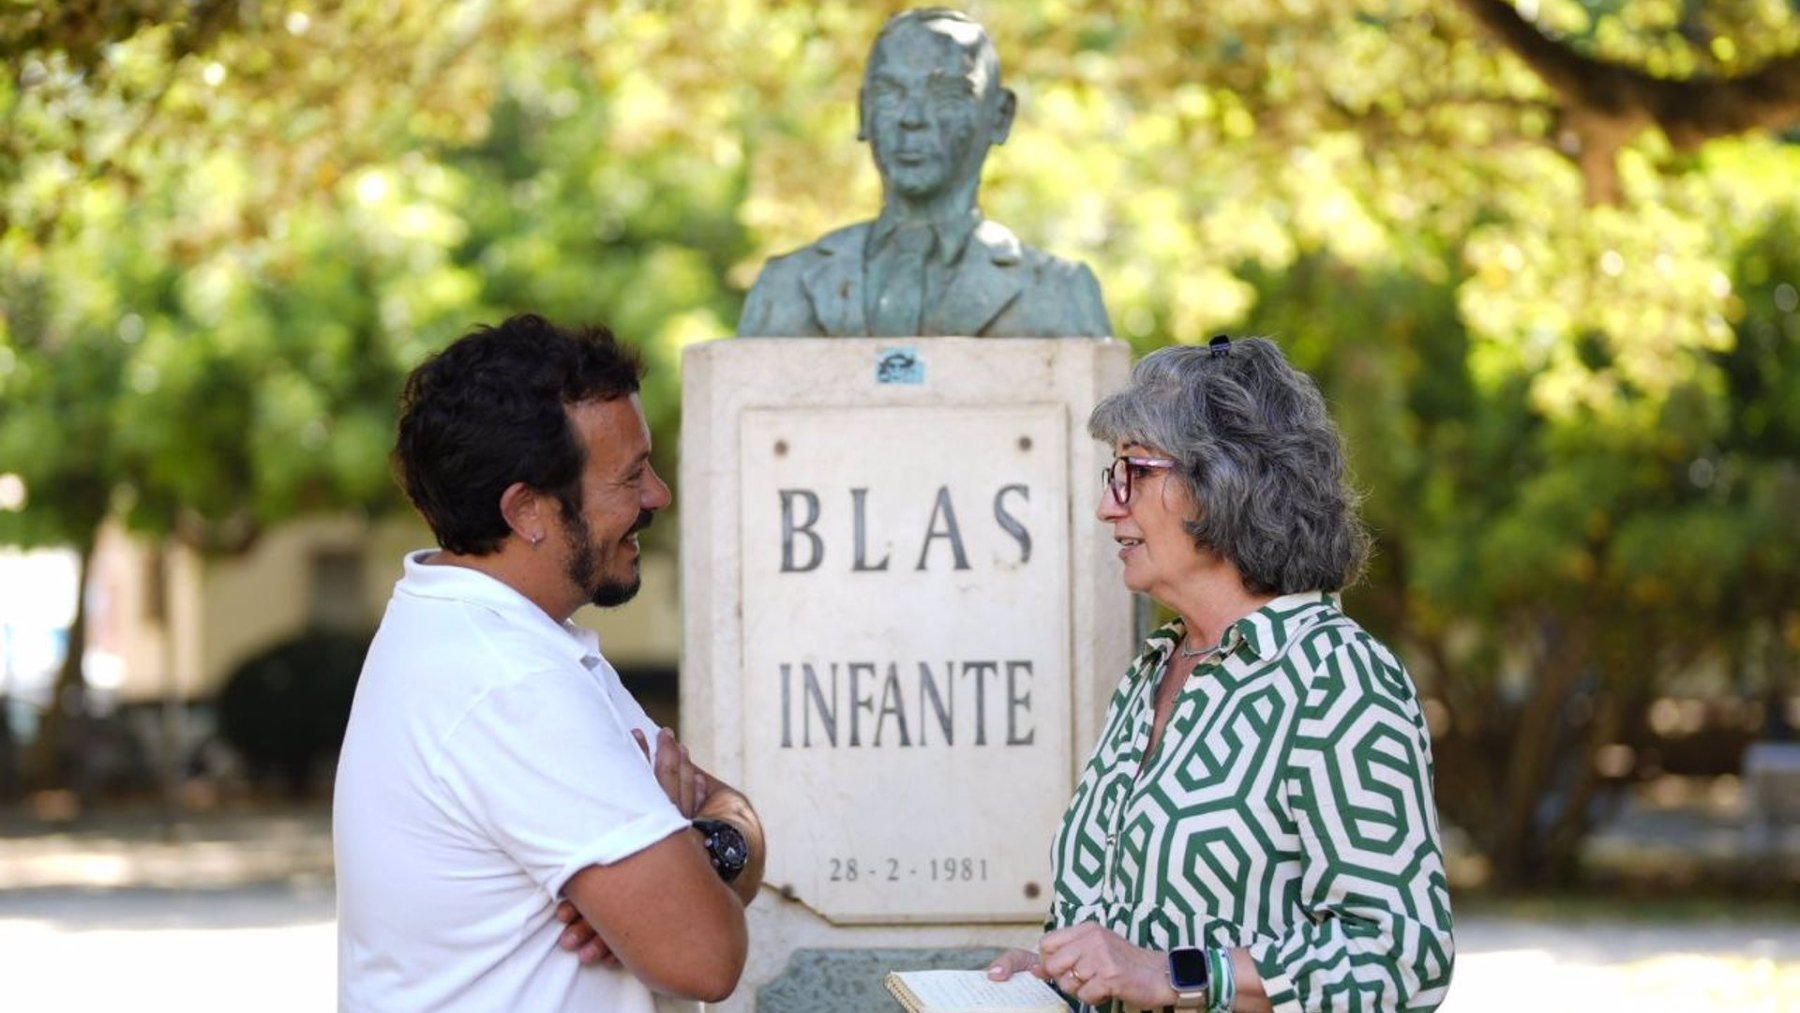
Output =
[{"x1": 869, "y1": 226, "x2": 934, "y2": 337}]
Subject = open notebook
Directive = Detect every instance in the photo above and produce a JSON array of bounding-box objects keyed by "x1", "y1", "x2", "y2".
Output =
[{"x1": 883, "y1": 969, "x2": 1066, "y2": 1013}]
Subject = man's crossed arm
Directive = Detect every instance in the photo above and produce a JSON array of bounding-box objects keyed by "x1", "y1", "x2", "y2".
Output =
[{"x1": 552, "y1": 726, "x2": 767, "y2": 1002}]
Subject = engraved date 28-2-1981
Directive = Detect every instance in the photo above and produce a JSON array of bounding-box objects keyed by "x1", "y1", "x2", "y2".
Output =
[{"x1": 827, "y1": 857, "x2": 991, "y2": 883}]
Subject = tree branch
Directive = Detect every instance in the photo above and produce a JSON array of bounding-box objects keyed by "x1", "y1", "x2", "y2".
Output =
[{"x1": 1453, "y1": 0, "x2": 1800, "y2": 203}]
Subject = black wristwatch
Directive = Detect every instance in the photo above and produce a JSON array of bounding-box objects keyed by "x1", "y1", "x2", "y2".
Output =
[
  {"x1": 1168, "y1": 946, "x2": 1210, "y2": 1009},
  {"x1": 692, "y1": 818, "x2": 748, "y2": 883}
]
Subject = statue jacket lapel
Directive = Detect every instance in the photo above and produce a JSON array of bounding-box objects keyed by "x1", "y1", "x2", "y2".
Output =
[
  {"x1": 799, "y1": 224, "x2": 870, "y2": 337},
  {"x1": 798, "y1": 218, "x2": 1026, "y2": 337},
  {"x1": 926, "y1": 219, "x2": 1025, "y2": 337}
]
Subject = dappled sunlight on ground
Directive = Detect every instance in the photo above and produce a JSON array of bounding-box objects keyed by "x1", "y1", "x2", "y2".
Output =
[
  {"x1": 0, "y1": 885, "x2": 336, "y2": 1012},
  {"x1": 1, "y1": 903, "x2": 1793, "y2": 1012},
  {"x1": 1447, "y1": 950, "x2": 1800, "y2": 1007},
  {"x1": 0, "y1": 802, "x2": 1794, "y2": 1011}
]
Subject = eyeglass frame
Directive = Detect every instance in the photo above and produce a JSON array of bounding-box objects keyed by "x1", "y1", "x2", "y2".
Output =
[{"x1": 1102, "y1": 455, "x2": 1177, "y2": 505}]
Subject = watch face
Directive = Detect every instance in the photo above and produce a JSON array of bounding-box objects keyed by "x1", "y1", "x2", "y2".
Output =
[
  {"x1": 696, "y1": 819, "x2": 747, "y2": 882},
  {"x1": 718, "y1": 830, "x2": 748, "y2": 865},
  {"x1": 1168, "y1": 947, "x2": 1210, "y2": 991}
]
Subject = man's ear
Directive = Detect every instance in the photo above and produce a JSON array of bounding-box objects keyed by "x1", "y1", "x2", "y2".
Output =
[
  {"x1": 498, "y1": 481, "x2": 546, "y2": 545},
  {"x1": 989, "y1": 87, "x2": 1017, "y2": 146}
]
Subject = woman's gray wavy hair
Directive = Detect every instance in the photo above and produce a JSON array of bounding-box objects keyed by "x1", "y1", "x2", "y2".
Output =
[{"x1": 1087, "y1": 338, "x2": 1369, "y2": 595}]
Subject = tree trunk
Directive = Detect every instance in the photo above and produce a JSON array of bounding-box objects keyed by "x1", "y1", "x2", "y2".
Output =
[
  {"x1": 1487, "y1": 620, "x2": 1590, "y2": 886},
  {"x1": 24, "y1": 538, "x2": 96, "y2": 804},
  {"x1": 1426, "y1": 617, "x2": 1635, "y2": 892},
  {"x1": 155, "y1": 542, "x2": 188, "y2": 840},
  {"x1": 1764, "y1": 615, "x2": 1796, "y2": 740},
  {"x1": 0, "y1": 634, "x2": 17, "y2": 801}
]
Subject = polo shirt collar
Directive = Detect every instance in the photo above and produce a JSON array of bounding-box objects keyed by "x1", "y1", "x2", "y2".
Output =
[{"x1": 398, "y1": 549, "x2": 604, "y2": 668}]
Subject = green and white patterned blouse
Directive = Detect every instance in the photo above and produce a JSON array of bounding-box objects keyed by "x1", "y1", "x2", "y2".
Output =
[{"x1": 1048, "y1": 592, "x2": 1454, "y2": 1012}]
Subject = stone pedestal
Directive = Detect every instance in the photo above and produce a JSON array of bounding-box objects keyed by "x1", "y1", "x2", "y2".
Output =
[{"x1": 679, "y1": 337, "x2": 1132, "y2": 1011}]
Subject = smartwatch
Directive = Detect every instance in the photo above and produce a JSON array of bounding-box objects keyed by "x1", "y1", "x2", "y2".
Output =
[
  {"x1": 692, "y1": 818, "x2": 748, "y2": 883},
  {"x1": 1167, "y1": 946, "x2": 1210, "y2": 1009}
]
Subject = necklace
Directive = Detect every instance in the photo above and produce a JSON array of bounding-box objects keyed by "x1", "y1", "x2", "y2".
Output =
[{"x1": 1179, "y1": 638, "x2": 1225, "y2": 661}]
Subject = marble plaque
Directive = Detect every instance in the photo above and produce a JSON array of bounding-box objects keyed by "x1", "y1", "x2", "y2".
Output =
[{"x1": 739, "y1": 405, "x2": 1070, "y2": 922}]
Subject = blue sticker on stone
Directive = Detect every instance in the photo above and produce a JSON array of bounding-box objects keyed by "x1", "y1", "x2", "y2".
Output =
[{"x1": 875, "y1": 346, "x2": 924, "y2": 385}]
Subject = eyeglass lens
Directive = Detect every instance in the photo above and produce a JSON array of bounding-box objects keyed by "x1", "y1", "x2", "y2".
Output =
[{"x1": 1103, "y1": 458, "x2": 1131, "y2": 503}]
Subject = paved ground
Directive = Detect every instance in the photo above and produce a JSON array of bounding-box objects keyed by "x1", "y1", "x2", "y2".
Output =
[
  {"x1": 0, "y1": 803, "x2": 1795, "y2": 1012},
  {"x1": 0, "y1": 880, "x2": 337, "y2": 1012}
]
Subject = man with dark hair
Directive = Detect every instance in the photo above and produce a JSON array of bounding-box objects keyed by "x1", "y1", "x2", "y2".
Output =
[
  {"x1": 737, "y1": 8, "x2": 1111, "y2": 338},
  {"x1": 334, "y1": 314, "x2": 764, "y2": 1011}
]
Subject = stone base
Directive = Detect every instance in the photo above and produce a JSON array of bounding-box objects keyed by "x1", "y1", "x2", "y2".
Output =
[{"x1": 755, "y1": 947, "x2": 1011, "y2": 1013}]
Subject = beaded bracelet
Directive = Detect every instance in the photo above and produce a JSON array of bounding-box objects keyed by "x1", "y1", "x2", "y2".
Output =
[{"x1": 1205, "y1": 947, "x2": 1235, "y2": 1013}]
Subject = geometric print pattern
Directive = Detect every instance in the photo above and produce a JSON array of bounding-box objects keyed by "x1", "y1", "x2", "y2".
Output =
[{"x1": 1047, "y1": 592, "x2": 1454, "y2": 1012}]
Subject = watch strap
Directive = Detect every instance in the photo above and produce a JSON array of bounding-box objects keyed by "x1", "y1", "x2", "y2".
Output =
[{"x1": 691, "y1": 818, "x2": 747, "y2": 883}]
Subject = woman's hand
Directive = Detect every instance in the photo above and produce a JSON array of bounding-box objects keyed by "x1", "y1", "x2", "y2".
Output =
[
  {"x1": 1037, "y1": 922, "x2": 1173, "y2": 1009},
  {"x1": 985, "y1": 947, "x2": 1047, "y2": 982}
]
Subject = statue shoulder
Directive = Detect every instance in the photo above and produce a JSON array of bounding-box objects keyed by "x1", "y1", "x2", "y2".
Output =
[
  {"x1": 971, "y1": 219, "x2": 1094, "y2": 283},
  {"x1": 738, "y1": 221, "x2": 874, "y2": 337},
  {"x1": 963, "y1": 218, "x2": 1111, "y2": 337},
  {"x1": 1007, "y1": 236, "x2": 1091, "y2": 278},
  {"x1": 759, "y1": 222, "x2": 872, "y2": 273},
  {"x1": 1012, "y1": 237, "x2": 1113, "y2": 338}
]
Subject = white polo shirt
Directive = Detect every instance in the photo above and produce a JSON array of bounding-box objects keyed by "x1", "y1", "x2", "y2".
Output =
[{"x1": 334, "y1": 551, "x2": 689, "y2": 1012}]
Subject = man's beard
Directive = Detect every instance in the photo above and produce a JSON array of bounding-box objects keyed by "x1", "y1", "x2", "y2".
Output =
[{"x1": 562, "y1": 508, "x2": 654, "y2": 608}]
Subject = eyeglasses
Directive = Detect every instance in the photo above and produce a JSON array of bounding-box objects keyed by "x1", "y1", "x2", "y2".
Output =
[{"x1": 1102, "y1": 455, "x2": 1176, "y2": 505}]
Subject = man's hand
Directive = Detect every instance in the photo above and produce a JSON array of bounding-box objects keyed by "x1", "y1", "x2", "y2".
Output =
[
  {"x1": 635, "y1": 725, "x2": 767, "y2": 905},
  {"x1": 550, "y1": 722, "x2": 766, "y2": 999},
  {"x1": 553, "y1": 723, "x2": 762, "y2": 969},
  {"x1": 632, "y1": 726, "x2": 712, "y2": 817},
  {"x1": 552, "y1": 725, "x2": 710, "y2": 967},
  {"x1": 554, "y1": 898, "x2": 616, "y2": 967}
]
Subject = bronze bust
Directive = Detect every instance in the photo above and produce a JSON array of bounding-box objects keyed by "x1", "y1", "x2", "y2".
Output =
[{"x1": 738, "y1": 9, "x2": 1111, "y2": 339}]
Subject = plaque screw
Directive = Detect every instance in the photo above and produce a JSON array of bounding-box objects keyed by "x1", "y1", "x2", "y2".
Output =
[
  {"x1": 774, "y1": 439, "x2": 788, "y2": 457},
  {"x1": 1017, "y1": 436, "x2": 1032, "y2": 452},
  {"x1": 1023, "y1": 882, "x2": 1040, "y2": 899}
]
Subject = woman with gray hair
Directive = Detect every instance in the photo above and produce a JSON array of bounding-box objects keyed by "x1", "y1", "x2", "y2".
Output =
[{"x1": 988, "y1": 337, "x2": 1454, "y2": 1012}]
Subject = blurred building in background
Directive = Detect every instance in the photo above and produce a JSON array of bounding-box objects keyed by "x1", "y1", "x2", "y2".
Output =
[{"x1": 0, "y1": 518, "x2": 683, "y2": 800}]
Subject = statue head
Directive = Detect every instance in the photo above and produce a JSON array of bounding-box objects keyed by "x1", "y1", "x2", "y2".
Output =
[{"x1": 858, "y1": 9, "x2": 1018, "y2": 213}]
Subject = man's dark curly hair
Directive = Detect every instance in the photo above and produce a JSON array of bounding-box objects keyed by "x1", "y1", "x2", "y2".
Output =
[{"x1": 394, "y1": 314, "x2": 644, "y2": 556}]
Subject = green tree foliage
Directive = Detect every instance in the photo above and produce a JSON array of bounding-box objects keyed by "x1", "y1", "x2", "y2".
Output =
[{"x1": 2, "y1": 1, "x2": 1797, "y2": 885}]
